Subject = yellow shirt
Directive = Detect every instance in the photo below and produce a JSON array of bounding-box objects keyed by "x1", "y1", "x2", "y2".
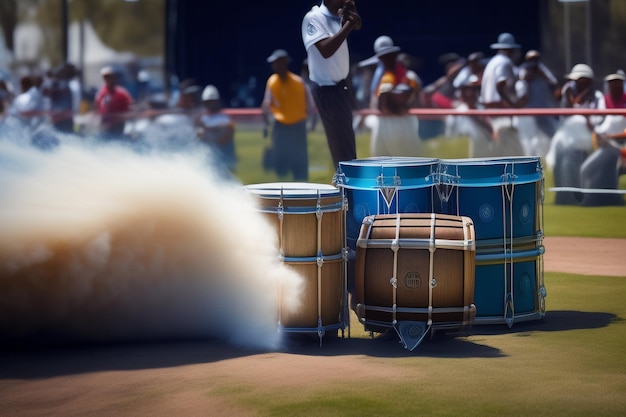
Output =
[{"x1": 264, "y1": 72, "x2": 308, "y2": 125}]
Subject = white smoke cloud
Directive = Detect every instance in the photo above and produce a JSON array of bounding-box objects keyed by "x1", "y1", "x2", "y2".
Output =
[{"x1": 0, "y1": 132, "x2": 304, "y2": 350}]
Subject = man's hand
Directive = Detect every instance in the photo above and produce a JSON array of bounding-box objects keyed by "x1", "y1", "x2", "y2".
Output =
[{"x1": 340, "y1": 1, "x2": 362, "y2": 30}]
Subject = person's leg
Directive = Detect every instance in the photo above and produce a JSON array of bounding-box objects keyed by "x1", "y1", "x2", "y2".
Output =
[
  {"x1": 288, "y1": 120, "x2": 309, "y2": 181},
  {"x1": 312, "y1": 85, "x2": 356, "y2": 169},
  {"x1": 272, "y1": 122, "x2": 290, "y2": 178}
]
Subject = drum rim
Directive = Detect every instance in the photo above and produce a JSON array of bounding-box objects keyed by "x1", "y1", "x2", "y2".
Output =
[
  {"x1": 245, "y1": 182, "x2": 340, "y2": 197},
  {"x1": 339, "y1": 157, "x2": 440, "y2": 168}
]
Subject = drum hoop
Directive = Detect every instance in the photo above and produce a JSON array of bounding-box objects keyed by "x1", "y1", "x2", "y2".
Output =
[
  {"x1": 282, "y1": 252, "x2": 344, "y2": 263},
  {"x1": 255, "y1": 203, "x2": 344, "y2": 215}
]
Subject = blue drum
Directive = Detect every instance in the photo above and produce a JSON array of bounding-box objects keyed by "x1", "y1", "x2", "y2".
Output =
[
  {"x1": 434, "y1": 157, "x2": 546, "y2": 326},
  {"x1": 335, "y1": 157, "x2": 439, "y2": 250},
  {"x1": 474, "y1": 237, "x2": 546, "y2": 326},
  {"x1": 435, "y1": 157, "x2": 544, "y2": 241}
]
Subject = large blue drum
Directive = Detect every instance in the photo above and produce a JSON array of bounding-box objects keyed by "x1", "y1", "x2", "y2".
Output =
[
  {"x1": 435, "y1": 157, "x2": 544, "y2": 241},
  {"x1": 335, "y1": 157, "x2": 439, "y2": 250},
  {"x1": 433, "y1": 157, "x2": 546, "y2": 326}
]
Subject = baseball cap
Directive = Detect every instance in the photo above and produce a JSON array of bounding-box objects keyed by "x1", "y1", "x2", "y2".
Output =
[
  {"x1": 266, "y1": 49, "x2": 290, "y2": 63},
  {"x1": 604, "y1": 72, "x2": 626, "y2": 82},
  {"x1": 201, "y1": 85, "x2": 220, "y2": 101}
]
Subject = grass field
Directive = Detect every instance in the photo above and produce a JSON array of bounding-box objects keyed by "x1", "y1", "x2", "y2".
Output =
[
  {"x1": 233, "y1": 124, "x2": 626, "y2": 239},
  {"x1": 227, "y1": 124, "x2": 626, "y2": 416},
  {"x1": 3, "y1": 123, "x2": 624, "y2": 417}
]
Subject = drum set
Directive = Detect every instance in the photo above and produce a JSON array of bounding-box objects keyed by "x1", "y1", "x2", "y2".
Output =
[{"x1": 246, "y1": 156, "x2": 547, "y2": 350}]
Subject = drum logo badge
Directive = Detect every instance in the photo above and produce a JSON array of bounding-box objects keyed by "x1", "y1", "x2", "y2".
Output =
[
  {"x1": 404, "y1": 271, "x2": 422, "y2": 290},
  {"x1": 479, "y1": 203, "x2": 495, "y2": 223}
]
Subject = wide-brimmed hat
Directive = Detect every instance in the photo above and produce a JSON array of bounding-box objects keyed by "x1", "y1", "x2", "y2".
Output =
[
  {"x1": 358, "y1": 35, "x2": 401, "y2": 67},
  {"x1": 566, "y1": 63, "x2": 594, "y2": 80},
  {"x1": 490, "y1": 32, "x2": 521, "y2": 50},
  {"x1": 266, "y1": 49, "x2": 290, "y2": 63},
  {"x1": 376, "y1": 45, "x2": 401, "y2": 58}
]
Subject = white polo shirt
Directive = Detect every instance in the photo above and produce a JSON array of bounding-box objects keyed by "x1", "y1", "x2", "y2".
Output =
[
  {"x1": 302, "y1": 4, "x2": 350, "y2": 86},
  {"x1": 480, "y1": 53, "x2": 517, "y2": 105}
]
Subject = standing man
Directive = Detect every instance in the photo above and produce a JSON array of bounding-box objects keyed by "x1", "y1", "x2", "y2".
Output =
[
  {"x1": 302, "y1": 0, "x2": 361, "y2": 169},
  {"x1": 94, "y1": 66, "x2": 133, "y2": 140},
  {"x1": 262, "y1": 49, "x2": 314, "y2": 181},
  {"x1": 480, "y1": 32, "x2": 524, "y2": 156}
]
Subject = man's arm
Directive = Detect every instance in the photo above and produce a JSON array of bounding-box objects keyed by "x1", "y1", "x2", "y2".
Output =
[{"x1": 314, "y1": 3, "x2": 361, "y2": 58}]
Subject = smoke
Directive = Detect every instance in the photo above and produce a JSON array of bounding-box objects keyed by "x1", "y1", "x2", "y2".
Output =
[{"x1": 0, "y1": 131, "x2": 304, "y2": 350}]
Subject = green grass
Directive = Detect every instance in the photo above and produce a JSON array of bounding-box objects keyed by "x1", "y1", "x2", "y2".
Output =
[
  {"x1": 214, "y1": 271, "x2": 626, "y2": 417},
  {"x1": 225, "y1": 124, "x2": 626, "y2": 416},
  {"x1": 233, "y1": 125, "x2": 626, "y2": 238}
]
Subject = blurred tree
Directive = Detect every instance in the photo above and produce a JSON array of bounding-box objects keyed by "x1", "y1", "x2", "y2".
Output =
[
  {"x1": 3, "y1": 0, "x2": 165, "y2": 68},
  {"x1": 70, "y1": 0, "x2": 164, "y2": 57}
]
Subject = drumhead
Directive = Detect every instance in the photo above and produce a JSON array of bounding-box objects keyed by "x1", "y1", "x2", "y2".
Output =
[
  {"x1": 245, "y1": 182, "x2": 340, "y2": 198},
  {"x1": 438, "y1": 157, "x2": 543, "y2": 186},
  {"x1": 336, "y1": 157, "x2": 439, "y2": 189}
]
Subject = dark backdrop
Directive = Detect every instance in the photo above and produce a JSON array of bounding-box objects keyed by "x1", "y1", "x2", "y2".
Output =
[{"x1": 166, "y1": 0, "x2": 542, "y2": 107}]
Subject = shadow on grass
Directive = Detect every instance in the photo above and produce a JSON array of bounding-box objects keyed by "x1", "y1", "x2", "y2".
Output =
[
  {"x1": 282, "y1": 309, "x2": 621, "y2": 358},
  {"x1": 280, "y1": 328, "x2": 504, "y2": 359},
  {"x1": 470, "y1": 310, "x2": 621, "y2": 335},
  {"x1": 0, "y1": 337, "x2": 264, "y2": 380},
  {"x1": 2, "y1": 311, "x2": 618, "y2": 380}
]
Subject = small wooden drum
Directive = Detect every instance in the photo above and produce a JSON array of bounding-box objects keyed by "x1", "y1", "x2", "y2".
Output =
[
  {"x1": 354, "y1": 213, "x2": 476, "y2": 350},
  {"x1": 245, "y1": 182, "x2": 347, "y2": 342}
]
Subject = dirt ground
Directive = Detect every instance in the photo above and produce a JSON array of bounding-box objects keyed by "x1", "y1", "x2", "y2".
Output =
[
  {"x1": 1, "y1": 236, "x2": 624, "y2": 417},
  {"x1": 542, "y1": 236, "x2": 626, "y2": 277}
]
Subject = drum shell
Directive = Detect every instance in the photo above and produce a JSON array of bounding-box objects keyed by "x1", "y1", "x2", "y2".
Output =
[
  {"x1": 435, "y1": 157, "x2": 543, "y2": 241},
  {"x1": 245, "y1": 182, "x2": 345, "y2": 331},
  {"x1": 247, "y1": 183, "x2": 344, "y2": 258},
  {"x1": 278, "y1": 257, "x2": 343, "y2": 328},
  {"x1": 336, "y1": 157, "x2": 438, "y2": 250},
  {"x1": 473, "y1": 238, "x2": 545, "y2": 323},
  {"x1": 354, "y1": 213, "x2": 476, "y2": 330}
]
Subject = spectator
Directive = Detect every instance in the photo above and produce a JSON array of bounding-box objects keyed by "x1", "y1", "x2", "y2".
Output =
[
  {"x1": 302, "y1": 0, "x2": 361, "y2": 169},
  {"x1": 578, "y1": 72, "x2": 626, "y2": 206},
  {"x1": 10, "y1": 74, "x2": 46, "y2": 130},
  {"x1": 144, "y1": 84, "x2": 201, "y2": 149},
  {"x1": 423, "y1": 52, "x2": 465, "y2": 108},
  {"x1": 261, "y1": 49, "x2": 314, "y2": 181},
  {"x1": 94, "y1": 65, "x2": 134, "y2": 140},
  {"x1": 420, "y1": 52, "x2": 464, "y2": 139},
  {"x1": 480, "y1": 32, "x2": 525, "y2": 156},
  {"x1": 366, "y1": 42, "x2": 421, "y2": 157},
  {"x1": 446, "y1": 74, "x2": 494, "y2": 158},
  {"x1": 196, "y1": 84, "x2": 237, "y2": 172},
  {"x1": 515, "y1": 50, "x2": 559, "y2": 157},
  {"x1": 45, "y1": 63, "x2": 77, "y2": 134},
  {"x1": 547, "y1": 63, "x2": 606, "y2": 205},
  {"x1": 452, "y1": 52, "x2": 486, "y2": 90},
  {"x1": 603, "y1": 71, "x2": 626, "y2": 109}
]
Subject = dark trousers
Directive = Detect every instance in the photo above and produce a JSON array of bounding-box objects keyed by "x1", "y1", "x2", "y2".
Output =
[{"x1": 311, "y1": 81, "x2": 357, "y2": 169}]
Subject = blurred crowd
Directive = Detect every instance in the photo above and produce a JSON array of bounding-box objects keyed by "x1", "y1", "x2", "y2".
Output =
[
  {"x1": 350, "y1": 32, "x2": 626, "y2": 205},
  {"x1": 0, "y1": 64, "x2": 237, "y2": 173},
  {"x1": 1, "y1": 30, "x2": 625, "y2": 205}
]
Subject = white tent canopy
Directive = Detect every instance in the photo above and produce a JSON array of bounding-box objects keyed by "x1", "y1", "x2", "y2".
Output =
[{"x1": 68, "y1": 20, "x2": 136, "y2": 88}]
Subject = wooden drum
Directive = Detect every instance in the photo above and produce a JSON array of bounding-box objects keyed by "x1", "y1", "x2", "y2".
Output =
[
  {"x1": 354, "y1": 213, "x2": 476, "y2": 350},
  {"x1": 245, "y1": 182, "x2": 346, "y2": 342}
]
